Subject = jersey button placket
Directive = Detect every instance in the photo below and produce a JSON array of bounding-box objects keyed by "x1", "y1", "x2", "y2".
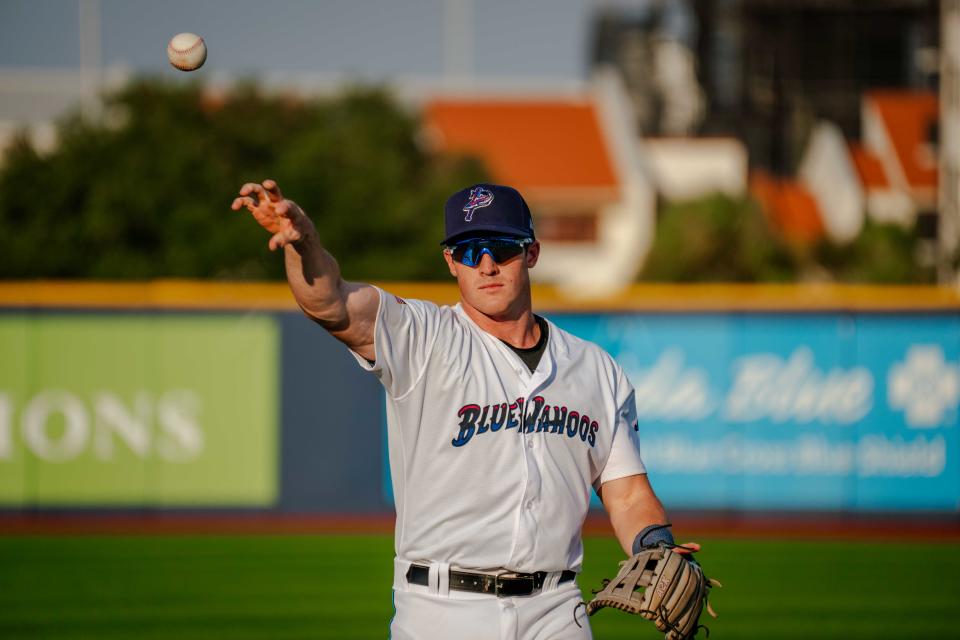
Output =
[
  {"x1": 519, "y1": 385, "x2": 543, "y2": 568},
  {"x1": 508, "y1": 353, "x2": 548, "y2": 570}
]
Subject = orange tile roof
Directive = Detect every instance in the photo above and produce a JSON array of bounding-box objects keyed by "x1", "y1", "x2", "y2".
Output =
[
  {"x1": 424, "y1": 99, "x2": 619, "y2": 201},
  {"x1": 865, "y1": 91, "x2": 938, "y2": 191},
  {"x1": 750, "y1": 172, "x2": 824, "y2": 244},
  {"x1": 849, "y1": 143, "x2": 889, "y2": 189}
]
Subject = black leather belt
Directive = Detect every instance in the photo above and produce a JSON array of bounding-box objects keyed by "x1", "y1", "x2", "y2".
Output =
[{"x1": 406, "y1": 564, "x2": 576, "y2": 597}]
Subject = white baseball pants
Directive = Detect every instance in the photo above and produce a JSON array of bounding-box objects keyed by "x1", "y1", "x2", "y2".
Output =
[{"x1": 389, "y1": 559, "x2": 592, "y2": 640}]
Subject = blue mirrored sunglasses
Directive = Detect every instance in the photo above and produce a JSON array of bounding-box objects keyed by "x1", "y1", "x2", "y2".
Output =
[{"x1": 447, "y1": 237, "x2": 532, "y2": 267}]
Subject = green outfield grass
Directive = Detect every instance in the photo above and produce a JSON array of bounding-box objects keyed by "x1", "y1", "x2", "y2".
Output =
[{"x1": 0, "y1": 534, "x2": 957, "y2": 639}]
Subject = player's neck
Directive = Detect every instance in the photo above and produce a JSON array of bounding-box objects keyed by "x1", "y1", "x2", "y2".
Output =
[{"x1": 460, "y1": 300, "x2": 540, "y2": 349}]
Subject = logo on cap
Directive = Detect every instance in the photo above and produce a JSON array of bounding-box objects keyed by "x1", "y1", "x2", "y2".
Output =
[{"x1": 462, "y1": 187, "x2": 494, "y2": 222}]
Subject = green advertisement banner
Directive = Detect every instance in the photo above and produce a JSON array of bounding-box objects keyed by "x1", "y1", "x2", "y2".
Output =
[{"x1": 0, "y1": 314, "x2": 278, "y2": 506}]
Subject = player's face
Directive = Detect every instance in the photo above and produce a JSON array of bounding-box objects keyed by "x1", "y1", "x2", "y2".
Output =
[{"x1": 444, "y1": 238, "x2": 540, "y2": 319}]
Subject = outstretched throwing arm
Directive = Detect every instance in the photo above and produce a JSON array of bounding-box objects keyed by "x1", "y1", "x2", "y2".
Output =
[{"x1": 231, "y1": 179, "x2": 379, "y2": 361}]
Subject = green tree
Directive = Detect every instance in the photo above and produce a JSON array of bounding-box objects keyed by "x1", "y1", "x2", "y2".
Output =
[
  {"x1": 815, "y1": 221, "x2": 936, "y2": 284},
  {"x1": 640, "y1": 194, "x2": 937, "y2": 283},
  {"x1": 640, "y1": 194, "x2": 799, "y2": 282},
  {"x1": 0, "y1": 79, "x2": 487, "y2": 280}
]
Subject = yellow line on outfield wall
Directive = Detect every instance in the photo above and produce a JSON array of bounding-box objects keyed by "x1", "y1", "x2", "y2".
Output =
[{"x1": 0, "y1": 280, "x2": 958, "y2": 312}]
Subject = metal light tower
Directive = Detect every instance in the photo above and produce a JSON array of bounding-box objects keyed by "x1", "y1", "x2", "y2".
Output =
[
  {"x1": 941, "y1": 0, "x2": 960, "y2": 284},
  {"x1": 78, "y1": 0, "x2": 102, "y2": 119}
]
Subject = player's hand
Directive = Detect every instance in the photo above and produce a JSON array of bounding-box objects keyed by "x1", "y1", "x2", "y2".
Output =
[
  {"x1": 231, "y1": 179, "x2": 309, "y2": 251},
  {"x1": 672, "y1": 541, "x2": 701, "y2": 555}
]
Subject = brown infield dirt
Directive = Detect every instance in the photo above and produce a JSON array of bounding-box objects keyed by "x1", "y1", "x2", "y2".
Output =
[{"x1": 1, "y1": 511, "x2": 958, "y2": 541}]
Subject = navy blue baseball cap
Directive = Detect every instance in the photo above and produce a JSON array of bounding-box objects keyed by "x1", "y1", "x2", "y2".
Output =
[{"x1": 442, "y1": 183, "x2": 536, "y2": 245}]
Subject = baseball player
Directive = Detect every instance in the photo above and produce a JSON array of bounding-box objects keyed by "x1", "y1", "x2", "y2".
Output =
[{"x1": 232, "y1": 180, "x2": 690, "y2": 639}]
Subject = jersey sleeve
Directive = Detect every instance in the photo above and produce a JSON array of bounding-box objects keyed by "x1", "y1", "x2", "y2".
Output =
[
  {"x1": 348, "y1": 287, "x2": 441, "y2": 398},
  {"x1": 596, "y1": 386, "x2": 647, "y2": 489}
]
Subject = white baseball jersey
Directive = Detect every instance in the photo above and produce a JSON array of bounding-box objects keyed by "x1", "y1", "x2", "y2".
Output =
[{"x1": 351, "y1": 288, "x2": 646, "y2": 574}]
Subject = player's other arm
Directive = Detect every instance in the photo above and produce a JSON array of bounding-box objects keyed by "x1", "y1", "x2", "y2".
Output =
[
  {"x1": 232, "y1": 179, "x2": 378, "y2": 361},
  {"x1": 599, "y1": 474, "x2": 700, "y2": 556}
]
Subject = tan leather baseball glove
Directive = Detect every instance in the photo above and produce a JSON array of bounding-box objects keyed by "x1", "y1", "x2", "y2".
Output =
[{"x1": 584, "y1": 544, "x2": 720, "y2": 639}]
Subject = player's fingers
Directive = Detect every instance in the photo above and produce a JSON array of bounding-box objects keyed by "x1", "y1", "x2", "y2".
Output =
[
  {"x1": 263, "y1": 179, "x2": 284, "y2": 202},
  {"x1": 268, "y1": 231, "x2": 283, "y2": 251},
  {"x1": 231, "y1": 196, "x2": 256, "y2": 211},
  {"x1": 251, "y1": 183, "x2": 270, "y2": 205},
  {"x1": 268, "y1": 227, "x2": 301, "y2": 251},
  {"x1": 673, "y1": 542, "x2": 701, "y2": 555},
  {"x1": 240, "y1": 182, "x2": 269, "y2": 205},
  {"x1": 282, "y1": 226, "x2": 302, "y2": 244}
]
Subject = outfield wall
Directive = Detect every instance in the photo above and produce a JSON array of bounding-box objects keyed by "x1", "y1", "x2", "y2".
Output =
[{"x1": 1, "y1": 282, "x2": 958, "y2": 513}]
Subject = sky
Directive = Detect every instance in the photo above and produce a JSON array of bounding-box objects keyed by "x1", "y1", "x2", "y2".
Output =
[{"x1": 0, "y1": 0, "x2": 598, "y2": 80}]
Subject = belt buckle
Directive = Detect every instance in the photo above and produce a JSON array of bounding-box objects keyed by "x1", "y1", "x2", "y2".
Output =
[{"x1": 494, "y1": 572, "x2": 535, "y2": 597}]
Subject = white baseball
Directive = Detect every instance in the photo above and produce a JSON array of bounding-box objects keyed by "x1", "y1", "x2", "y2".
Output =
[{"x1": 167, "y1": 33, "x2": 207, "y2": 72}]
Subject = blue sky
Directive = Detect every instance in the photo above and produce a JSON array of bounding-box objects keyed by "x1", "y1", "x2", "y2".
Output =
[{"x1": 0, "y1": 0, "x2": 598, "y2": 79}]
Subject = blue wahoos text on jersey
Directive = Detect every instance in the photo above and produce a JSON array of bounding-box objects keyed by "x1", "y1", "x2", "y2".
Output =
[{"x1": 451, "y1": 396, "x2": 599, "y2": 448}]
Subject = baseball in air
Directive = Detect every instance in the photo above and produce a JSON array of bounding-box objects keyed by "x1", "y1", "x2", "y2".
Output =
[{"x1": 167, "y1": 32, "x2": 207, "y2": 71}]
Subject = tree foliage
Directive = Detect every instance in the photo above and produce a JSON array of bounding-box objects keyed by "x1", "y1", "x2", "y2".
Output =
[
  {"x1": 1, "y1": 81, "x2": 936, "y2": 285},
  {"x1": 640, "y1": 194, "x2": 798, "y2": 282},
  {"x1": 0, "y1": 79, "x2": 487, "y2": 280},
  {"x1": 639, "y1": 194, "x2": 936, "y2": 283},
  {"x1": 816, "y1": 221, "x2": 936, "y2": 284}
]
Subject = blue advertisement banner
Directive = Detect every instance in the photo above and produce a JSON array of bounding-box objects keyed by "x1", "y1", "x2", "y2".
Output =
[{"x1": 549, "y1": 312, "x2": 959, "y2": 512}]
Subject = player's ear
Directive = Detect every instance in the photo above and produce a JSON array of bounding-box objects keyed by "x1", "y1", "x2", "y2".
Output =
[
  {"x1": 442, "y1": 249, "x2": 458, "y2": 278},
  {"x1": 525, "y1": 241, "x2": 540, "y2": 268}
]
